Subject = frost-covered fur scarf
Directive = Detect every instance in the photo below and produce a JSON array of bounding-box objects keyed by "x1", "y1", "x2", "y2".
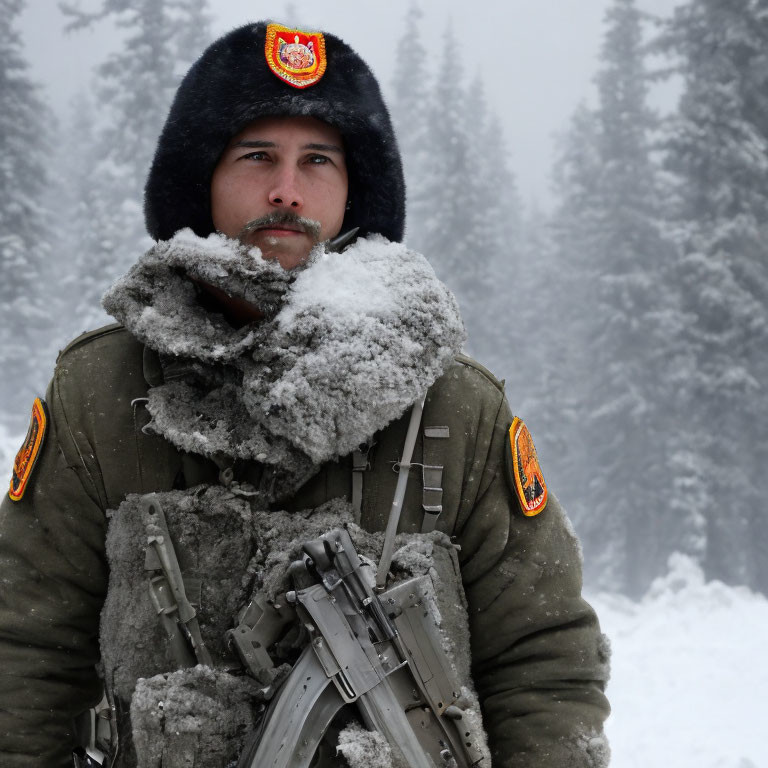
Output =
[{"x1": 103, "y1": 229, "x2": 466, "y2": 498}]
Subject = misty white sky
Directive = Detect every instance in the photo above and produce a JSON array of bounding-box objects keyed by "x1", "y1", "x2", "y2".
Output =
[{"x1": 21, "y1": 0, "x2": 679, "y2": 208}]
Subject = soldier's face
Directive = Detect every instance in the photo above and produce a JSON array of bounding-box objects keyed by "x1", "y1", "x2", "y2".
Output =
[{"x1": 211, "y1": 116, "x2": 348, "y2": 269}]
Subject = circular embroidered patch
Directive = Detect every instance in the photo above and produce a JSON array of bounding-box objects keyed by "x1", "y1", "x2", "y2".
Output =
[
  {"x1": 505, "y1": 417, "x2": 548, "y2": 516},
  {"x1": 9, "y1": 398, "x2": 48, "y2": 502},
  {"x1": 264, "y1": 24, "x2": 327, "y2": 89}
]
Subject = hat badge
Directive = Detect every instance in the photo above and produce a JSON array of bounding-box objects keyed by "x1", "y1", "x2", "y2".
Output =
[{"x1": 265, "y1": 23, "x2": 327, "y2": 89}]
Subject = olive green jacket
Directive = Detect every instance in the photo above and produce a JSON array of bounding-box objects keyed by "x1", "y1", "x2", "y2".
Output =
[{"x1": 0, "y1": 325, "x2": 610, "y2": 767}]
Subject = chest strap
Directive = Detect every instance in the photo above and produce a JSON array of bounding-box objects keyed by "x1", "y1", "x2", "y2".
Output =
[
  {"x1": 421, "y1": 426, "x2": 449, "y2": 533},
  {"x1": 351, "y1": 443, "x2": 375, "y2": 524},
  {"x1": 376, "y1": 396, "x2": 426, "y2": 590}
]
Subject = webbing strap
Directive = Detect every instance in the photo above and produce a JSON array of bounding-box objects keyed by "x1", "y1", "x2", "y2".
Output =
[
  {"x1": 421, "y1": 426, "x2": 449, "y2": 533},
  {"x1": 351, "y1": 448, "x2": 370, "y2": 524},
  {"x1": 376, "y1": 397, "x2": 426, "y2": 590}
]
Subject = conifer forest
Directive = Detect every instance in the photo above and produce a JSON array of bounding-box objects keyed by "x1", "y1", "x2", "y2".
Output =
[{"x1": 2, "y1": 0, "x2": 767, "y2": 603}]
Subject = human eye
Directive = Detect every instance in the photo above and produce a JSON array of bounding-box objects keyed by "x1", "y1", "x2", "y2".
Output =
[
  {"x1": 237, "y1": 150, "x2": 270, "y2": 162},
  {"x1": 305, "y1": 153, "x2": 331, "y2": 165}
]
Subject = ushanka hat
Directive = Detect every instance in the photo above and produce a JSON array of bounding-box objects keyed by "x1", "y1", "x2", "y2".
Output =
[{"x1": 144, "y1": 22, "x2": 405, "y2": 243}]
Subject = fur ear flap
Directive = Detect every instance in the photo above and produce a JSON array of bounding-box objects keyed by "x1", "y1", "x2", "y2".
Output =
[{"x1": 144, "y1": 22, "x2": 405, "y2": 244}]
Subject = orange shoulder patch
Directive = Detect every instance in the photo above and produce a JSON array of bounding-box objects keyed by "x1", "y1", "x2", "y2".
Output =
[
  {"x1": 265, "y1": 23, "x2": 327, "y2": 89},
  {"x1": 9, "y1": 398, "x2": 48, "y2": 502},
  {"x1": 505, "y1": 417, "x2": 548, "y2": 516}
]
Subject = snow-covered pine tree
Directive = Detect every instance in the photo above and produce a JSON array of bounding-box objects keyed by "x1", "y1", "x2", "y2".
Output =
[
  {"x1": 59, "y1": 0, "x2": 212, "y2": 333},
  {"x1": 459, "y1": 78, "x2": 523, "y2": 368},
  {"x1": 586, "y1": 0, "x2": 682, "y2": 597},
  {"x1": 54, "y1": 91, "x2": 111, "y2": 344},
  {"x1": 552, "y1": 0, "x2": 681, "y2": 596},
  {"x1": 0, "y1": 0, "x2": 54, "y2": 433},
  {"x1": 508, "y1": 201, "x2": 565, "y2": 431},
  {"x1": 389, "y1": 2, "x2": 431, "y2": 244},
  {"x1": 390, "y1": 6, "x2": 528, "y2": 424},
  {"x1": 494, "y1": 187, "x2": 584, "y2": 537},
  {"x1": 172, "y1": 0, "x2": 212, "y2": 72},
  {"x1": 655, "y1": 0, "x2": 768, "y2": 594},
  {"x1": 415, "y1": 24, "x2": 473, "y2": 279},
  {"x1": 405, "y1": 24, "x2": 523, "y2": 364},
  {"x1": 546, "y1": 104, "x2": 606, "y2": 536}
]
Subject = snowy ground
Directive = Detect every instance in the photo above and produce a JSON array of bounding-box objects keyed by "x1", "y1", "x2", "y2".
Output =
[
  {"x1": 590, "y1": 554, "x2": 768, "y2": 768},
  {"x1": 0, "y1": 428, "x2": 765, "y2": 767}
]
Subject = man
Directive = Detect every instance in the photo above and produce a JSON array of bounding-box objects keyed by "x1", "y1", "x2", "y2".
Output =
[{"x1": 0, "y1": 21, "x2": 610, "y2": 768}]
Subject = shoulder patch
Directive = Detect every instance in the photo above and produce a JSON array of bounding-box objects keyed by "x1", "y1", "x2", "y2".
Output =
[
  {"x1": 504, "y1": 417, "x2": 548, "y2": 516},
  {"x1": 9, "y1": 398, "x2": 49, "y2": 502}
]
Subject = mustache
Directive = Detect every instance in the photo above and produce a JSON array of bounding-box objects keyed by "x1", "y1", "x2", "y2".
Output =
[{"x1": 237, "y1": 212, "x2": 322, "y2": 243}]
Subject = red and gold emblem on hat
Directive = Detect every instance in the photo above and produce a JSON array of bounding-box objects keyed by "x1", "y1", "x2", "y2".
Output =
[
  {"x1": 265, "y1": 23, "x2": 327, "y2": 89},
  {"x1": 9, "y1": 398, "x2": 48, "y2": 502},
  {"x1": 508, "y1": 417, "x2": 548, "y2": 516}
]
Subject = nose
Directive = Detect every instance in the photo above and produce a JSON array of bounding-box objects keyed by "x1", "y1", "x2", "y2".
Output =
[{"x1": 269, "y1": 167, "x2": 303, "y2": 210}]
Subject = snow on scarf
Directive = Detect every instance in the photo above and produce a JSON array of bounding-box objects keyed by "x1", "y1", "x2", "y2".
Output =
[{"x1": 103, "y1": 229, "x2": 466, "y2": 499}]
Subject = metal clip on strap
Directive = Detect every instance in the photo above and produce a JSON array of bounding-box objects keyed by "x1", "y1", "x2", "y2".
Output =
[
  {"x1": 421, "y1": 464, "x2": 444, "y2": 533},
  {"x1": 421, "y1": 426, "x2": 449, "y2": 533},
  {"x1": 351, "y1": 447, "x2": 370, "y2": 524}
]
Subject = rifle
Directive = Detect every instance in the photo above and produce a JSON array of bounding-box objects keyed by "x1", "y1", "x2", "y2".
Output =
[{"x1": 233, "y1": 527, "x2": 485, "y2": 768}]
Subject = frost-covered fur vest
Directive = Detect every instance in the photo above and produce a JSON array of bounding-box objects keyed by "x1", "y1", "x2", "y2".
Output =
[{"x1": 98, "y1": 232, "x2": 486, "y2": 767}]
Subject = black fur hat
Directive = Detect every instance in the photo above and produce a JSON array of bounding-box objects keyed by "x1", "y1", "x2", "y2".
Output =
[{"x1": 144, "y1": 22, "x2": 405, "y2": 243}]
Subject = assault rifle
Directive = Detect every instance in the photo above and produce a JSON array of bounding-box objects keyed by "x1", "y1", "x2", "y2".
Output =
[{"x1": 233, "y1": 528, "x2": 485, "y2": 768}]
